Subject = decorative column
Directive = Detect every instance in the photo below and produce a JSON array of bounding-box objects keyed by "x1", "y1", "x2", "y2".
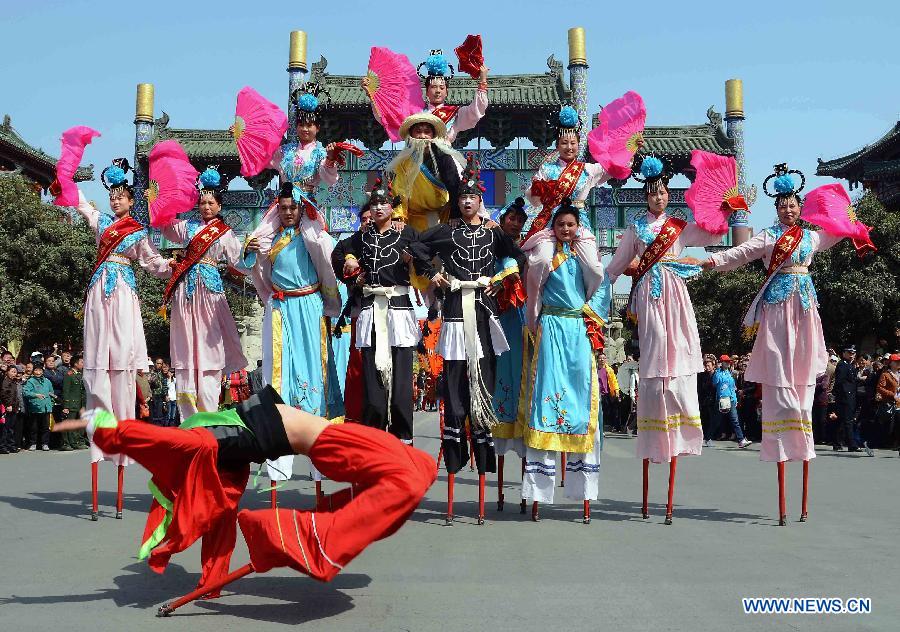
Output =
[
  {"x1": 287, "y1": 30, "x2": 308, "y2": 144},
  {"x1": 725, "y1": 78, "x2": 752, "y2": 245},
  {"x1": 567, "y1": 27, "x2": 589, "y2": 160},
  {"x1": 133, "y1": 83, "x2": 155, "y2": 226}
]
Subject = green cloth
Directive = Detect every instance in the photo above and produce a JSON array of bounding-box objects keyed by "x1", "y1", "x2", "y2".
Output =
[
  {"x1": 23, "y1": 376, "x2": 54, "y2": 413},
  {"x1": 179, "y1": 408, "x2": 250, "y2": 432},
  {"x1": 61, "y1": 370, "x2": 86, "y2": 410}
]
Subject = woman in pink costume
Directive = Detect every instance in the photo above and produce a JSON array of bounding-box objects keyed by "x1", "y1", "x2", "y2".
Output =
[
  {"x1": 703, "y1": 164, "x2": 852, "y2": 526},
  {"x1": 606, "y1": 156, "x2": 721, "y2": 525},
  {"x1": 77, "y1": 158, "x2": 172, "y2": 520},
  {"x1": 161, "y1": 167, "x2": 256, "y2": 419}
]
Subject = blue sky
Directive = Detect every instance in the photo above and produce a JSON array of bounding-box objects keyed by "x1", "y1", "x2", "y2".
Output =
[{"x1": 4, "y1": 0, "x2": 897, "y2": 232}]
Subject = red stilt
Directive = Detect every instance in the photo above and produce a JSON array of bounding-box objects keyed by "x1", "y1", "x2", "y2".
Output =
[
  {"x1": 115, "y1": 464, "x2": 124, "y2": 519},
  {"x1": 446, "y1": 473, "x2": 455, "y2": 525},
  {"x1": 800, "y1": 460, "x2": 809, "y2": 522},
  {"x1": 520, "y1": 457, "x2": 526, "y2": 514},
  {"x1": 560, "y1": 452, "x2": 567, "y2": 487},
  {"x1": 90, "y1": 461, "x2": 99, "y2": 521},
  {"x1": 641, "y1": 458, "x2": 649, "y2": 519},
  {"x1": 665, "y1": 456, "x2": 677, "y2": 525},
  {"x1": 270, "y1": 480, "x2": 277, "y2": 509},
  {"x1": 777, "y1": 461, "x2": 786, "y2": 526},
  {"x1": 157, "y1": 563, "x2": 255, "y2": 617},
  {"x1": 315, "y1": 480, "x2": 323, "y2": 504},
  {"x1": 477, "y1": 473, "x2": 486, "y2": 525},
  {"x1": 531, "y1": 500, "x2": 539, "y2": 522},
  {"x1": 497, "y1": 455, "x2": 505, "y2": 511},
  {"x1": 583, "y1": 500, "x2": 591, "y2": 524}
]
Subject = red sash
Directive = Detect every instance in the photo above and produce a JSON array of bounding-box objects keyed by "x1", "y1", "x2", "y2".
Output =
[
  {"x1": 763, "y1": 224, "x2": 804, "y2": 281},
  {"x1": 624, "y1": 216, "x2": 686, "y2": 323},
  {"x1": 522, "y1": 160, "x2": 586, "y2": 242},
  {"x1": 91, "y1": 216, "x2": 144, "y2": 278},
  {"x1": 162, "y1": 218, "x2": 232, "y2": 305},
  {"x1": 430, "y1": 104, "x2": 460, "y2": 125}
]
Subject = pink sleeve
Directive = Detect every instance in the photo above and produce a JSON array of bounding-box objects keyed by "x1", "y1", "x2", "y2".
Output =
[
  {"x1": 161, "y1": 220, "x2": 187, "y2": 245},
  {"x1": 584, "y1": 162, "x2": 610, "y2": 188},
  {"x1": 605, "y1": 228, "x2": 638, "y2": 282},
  {"x1": 813, "y1": 230, "x2": 844, "y2": 253},
  {"x1": 452, "y1": 89, "x2": 488, "y2": 133},
  {"x1": 709, "y1": 231, "x2": 767, "y2": 272},
  {"x1": 318, "y1": 160, "x2": 339, "y2": 186},
  {"x1": 680, "y1": 223, "x2": 724, "y2": 248},
  {"x1": 267, "y1": 146, "x2": 284, "y2": 174},
  {"x1": 221, "y1": 231, "x2": 247, "y2": 269},
  {"x1": 135, "y1": 238, "x2": 172, "y2": 279},
  {"x1": 75, "y1": 190, "x2": 99, "y2": 234}
]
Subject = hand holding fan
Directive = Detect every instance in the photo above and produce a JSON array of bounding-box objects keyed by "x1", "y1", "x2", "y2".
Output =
[
  {"x1": 684, "y1": 150, "x2": 747, "y2": 235},
  {"x1": 52, "y1": 126, "x2": 101, "y2": 206},
  {"x1": 147, "y1": 140, "x2": 199, "y2": 228},
  {"x1": 587, "y1": 91, "x2": 645, "y2": 180},
  {"x1": 232, "y1": 86, "x2": 288, "y2": 178},
  {"x1": 366, "y1": 47, "x2": 425, "y2": 142},
  {"x1": 327, "y1": 141, "x2": 364, "y2": 168},
  {"x1": 802, "y1": 183, "x2": 876, "y2": 256},
  {"x1": 454, "y1": 35, "x2": 484, "y2": 79}
]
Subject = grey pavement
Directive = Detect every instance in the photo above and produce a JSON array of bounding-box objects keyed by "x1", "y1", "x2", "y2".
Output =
[{"x1": 0, "y1": 411, "x2": 897, "y2": 631}]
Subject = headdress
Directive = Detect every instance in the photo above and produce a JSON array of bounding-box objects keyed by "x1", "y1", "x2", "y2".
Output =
[
  {"x1": 500, "y1": 196, "x2": 528, "y2": 219},
  {"x1": 290, "y1": 82, "x2": 329, "y2": 125},
  {"x1": 363, "y1": 175, "x2": 400, "y2": 209},
  {"x1": 100, "y1": 157, "x2": 133, "y2": 195},
  {"x1": 762, "y1": 163, "x2": 805, "y2": 200},
  {"x1": 418, "y1": 50, "x2": 454, "y2": 83},
  {"x1": 196, "y1": 166, "x2": 224, "y2": 198},
  {"x1": 556, "y1": 104, "x2": 581, "y2": 139},
  {"x1": 459, "y1": 152, "x2": 485, "y2": 197},
  {"x1": 632, "y1": 155, "x2": 672, "y2": 194}
]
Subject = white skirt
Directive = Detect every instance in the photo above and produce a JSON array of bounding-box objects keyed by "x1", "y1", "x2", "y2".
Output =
[
  {"x1": 355, "y1": 304, "x2": 421, "y2": 348},
  {"x1": 437, "y1": 316, "x2": 509, "y2": 361}
]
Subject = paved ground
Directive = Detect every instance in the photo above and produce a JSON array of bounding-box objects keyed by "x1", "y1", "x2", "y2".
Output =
[{"x1": 0, "y1": 411, "x2": 896, "y2": 631}]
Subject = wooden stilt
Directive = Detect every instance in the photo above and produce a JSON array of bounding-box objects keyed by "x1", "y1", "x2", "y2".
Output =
[
  {"x1": 641, "y1": 458, "x2": 649, "y2": 519},
  {"x1": 446, "y1": 473, "x2": 455, "y2": 525},
  {"x1": 497, "y1": 455, "x2": 505, "y2": 511},
  {"x1": 665, "y1": 456, "x2": 677, "y2": 525},
  {"x1": 157, "y1": 563, "x2": 255, "y2": 617},
  {"x1": 583, "y1": 500, "x2": 591, "y2": 524},
  {"x1": 115, "y1": 464, "x2": 124, "y2": 519},
  {"x1": 560, "y1": 451, "x2": 566, "y2": 487},
  {"x1": 777, "y1": 461, "x2": 786, "y2": 526},
  {"x1": 270, "y1": 480, "x2": 277, "y2": 509},
  {"x1": 477, "y1": 473, "x2": 486, "y2": 525},
  {"x1": 91, "y1": 461, "x2": 98, "y2": 521},
  {"x1": 800, "y1": 460, "x2": 809, "y2": 522}
]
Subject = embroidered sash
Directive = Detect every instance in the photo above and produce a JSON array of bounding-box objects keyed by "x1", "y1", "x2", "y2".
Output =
[
  {"x1": 162, "y1": 217, "x2": 231, "y2": 305},
  {"x1": 625, "y1": 216, "x2": 686, "y2": 323},
  {"x1": 523, "y1": 160, "x2": 586, "y2": 242},
  {"x1": 740, "y1": 224, "x2": 804, "y2": 339},
  {"x1": 91, "y1": 216, "x2": 144, "y2": 278},
  {"x1": 430, "y1": 104, "x2": 460, "y2": 125}
]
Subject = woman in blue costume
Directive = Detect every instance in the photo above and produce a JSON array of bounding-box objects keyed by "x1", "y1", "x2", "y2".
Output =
[{"x1": 520, "y1": 201, "x2": 611, "y2": 523}]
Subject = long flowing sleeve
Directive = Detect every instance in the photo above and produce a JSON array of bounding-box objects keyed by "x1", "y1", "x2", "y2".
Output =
[
  {"x1": 708, "y1": 231, "x2": 767, "y2": 272},
  {"x1": 76, "y1": 190, "x2": 99, "y2": 234},
  {"x1": 452, "y1": 88, "x2": 488, "y2": 133},
  {"x1": 220, "y1": 231, "x2": 249, "y2": 271},
  {"x1": 812, "y1": 230, "x2": 844, "y2": 253},
  {"x1": 134, "y1": 238, "x2": 173, "y2": 279},
  {"x1": 605, "y1": 227, "x2": 639, "y2": 282}
]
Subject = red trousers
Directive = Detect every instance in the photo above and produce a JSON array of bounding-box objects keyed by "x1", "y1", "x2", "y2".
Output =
[
  {"x1": 343, "y1": 318, "x2": 364, "y2": 424},
  {"x1": 238, "y1": 423, "x2": 436, "y2": 582}
]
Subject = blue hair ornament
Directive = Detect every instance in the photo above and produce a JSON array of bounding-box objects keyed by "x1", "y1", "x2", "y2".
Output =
[
  {"x1": 773, "y1": 174, "x2": 795, "y2": 194},
  {"x1": 297, "y1": 93, "x2": 319, "y2": 113},
  {"x1": 425, "y1": 53, "x2": 450, "y2": 77},
  {"x1": 106, "y1": 166, "x2": 126, "y2": 185},
  {"x1": 640, "y1": 156, "x2": 663, "y2": 179},
  {"x1": 559, "y1": 105, "x2": 579, "y2": 128},
  {"x1": 199, "y1": 168, "x2": 221, "y2": 188}
]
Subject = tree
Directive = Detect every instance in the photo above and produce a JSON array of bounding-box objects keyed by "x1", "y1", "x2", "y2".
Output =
[
  {"x1": 0, "y1": 174, "x2": 94, "y2": 354},
  {"x1": 689, "y1": 261, "x2": 765, "y2": 355}
]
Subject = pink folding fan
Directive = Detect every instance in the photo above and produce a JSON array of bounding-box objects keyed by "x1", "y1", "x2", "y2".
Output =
[
  {"x1": 52, "y1": 126, "x2": 101, "y2": 206},
  {"x1": 587, "y1": 91, "x2": 645, "y2": 180},
  {"x1": 232, "y1": 86, "x2": 288, "y2": 178},
  {"x1": 147, "y1": 140, "x2": 199, "y2": 228},
  {"x1": 684, "y1": 150, "x2": 748, "y2": 235}
]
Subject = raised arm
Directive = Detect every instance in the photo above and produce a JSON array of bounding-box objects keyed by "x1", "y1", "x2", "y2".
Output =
[
  {"x1": 318, "y1": 146, "x2": 339, "y2": 186},
  {"x1": 452, "y1": 85, "x2": 488, "y2": 133},
  {"x1": 584, "y1": 162, "x2": 611, "y2": 189},
  {"x1": 812, "y1": 230, "x2": 844, "y2": 253},
  {"x1": 75, "y1": 190, "x2": 100, "y2": 233},
  {"x1": 707, "y1": 230, "x2": 767, "y2": 272},
  {"x1": 161, "y1": 219, "x2": 188, "y2": 246},
  {"x1": 134, "y1": 237, "x2": 173, "y2": 279}
]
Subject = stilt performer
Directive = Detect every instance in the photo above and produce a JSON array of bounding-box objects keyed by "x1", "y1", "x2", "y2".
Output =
[
  {"x1": 519, "y1": 201, "x2": 611, "y2": 523},
  {"x1": 52, "y1": 385, "x2": 436, "y2": 616},
  {"x1": 416, "y1": 48, "x2": 488, "y2": 144},
  {"x1": 245, "y1": 182, "x2": 342, "y2": 496},
  {"x1": 76, "y1": 160, "x2": 172, "y2": 520},
  {"x1": 333, "y1": 179, "x2": 427, "y2": 443},
  {"x1": 605, "y1": 156, "x2": 722, "y2": 525},
  {"x1": 160, "y1": 166, "x2": 253, "y2": 419},
  {"x1": 414, "y1": 154, "x2": 525, "y2": 524},
  {"x1": 702, "y1": 164, "x2": 876, "y2": 525}
]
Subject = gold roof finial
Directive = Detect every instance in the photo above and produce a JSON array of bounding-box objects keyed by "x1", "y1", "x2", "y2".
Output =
[
  {"x1": 568, "y1": 27, "x2": 587, "y2": 66},
  {"x1": 289, "y1": 31, "x2": 307, "y2": 71},
  {"x1": 725, "y1": 79, "x2": 744, "y2": 118},
  {"x1": 135, "y1": 83, "x2": 154, "y2": 123}
]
